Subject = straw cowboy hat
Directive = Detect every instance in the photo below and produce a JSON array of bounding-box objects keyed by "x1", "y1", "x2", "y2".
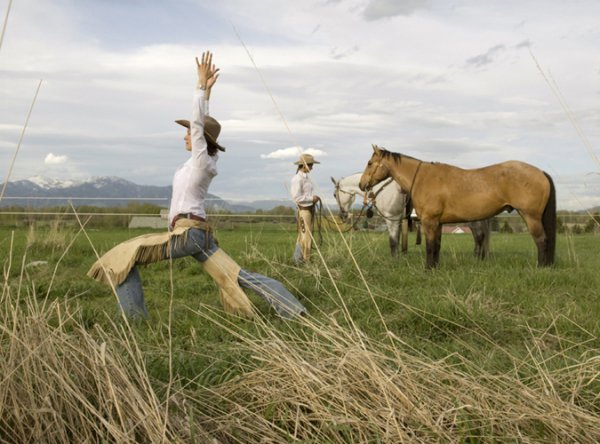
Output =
[
  {"x1": 294, "y1": 153, "x2": 320, "y2": 165},
  {"x1": 175, "y1": 117, "x2": 226, "y2": 152}
]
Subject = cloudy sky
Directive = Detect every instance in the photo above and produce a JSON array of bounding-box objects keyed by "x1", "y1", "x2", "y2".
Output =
[{"x1": 1, "y1": 0, "x2": 600, "y2": 210}]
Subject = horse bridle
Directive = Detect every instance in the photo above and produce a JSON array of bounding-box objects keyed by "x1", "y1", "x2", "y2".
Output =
[
  {"x1": 362, "y1": 156, "x2": 386, "y2": 192},
  {"x1": 366, "y1": 152, "x2": 422, "y2": 195},
  {"x1": 364, "y1": 153, "x2": 423, "y2": 222},
  {"x1": 334, "y1": 183, "x2": 356, "y2": 197},
  {"x1": 333, "y1": 181, "x2": 358, "y2": 222},
  {"x1": 334, "y1": 182, "x2": 356, "y2": 205},
  {"x1": 331, "y1": 179, "x2": 374, "y2": 230}
]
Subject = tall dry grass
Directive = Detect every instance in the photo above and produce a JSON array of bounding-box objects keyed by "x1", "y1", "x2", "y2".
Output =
[
  {"x1": 0, "y1": 233, "x2": 215, "y2": 443},
  {"x1": 25, "y1": 219, "x2": 71, "y2": 253},
  {"x1": 194, "y1": 309, "x2": 600, "y2": 443}
]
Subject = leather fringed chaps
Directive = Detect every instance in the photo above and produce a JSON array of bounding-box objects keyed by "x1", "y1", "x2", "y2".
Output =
[{"x1": 201, "y1": 249, "x2": 254, "y2": 318}]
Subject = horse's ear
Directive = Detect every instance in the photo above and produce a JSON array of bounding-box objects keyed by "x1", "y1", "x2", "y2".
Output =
[
  {"x1": 372, "y1": 144, "x2": 381, "y2": 153},
  {"x1": 330, "y1": 176, "x2": 337, "y2": 185}
]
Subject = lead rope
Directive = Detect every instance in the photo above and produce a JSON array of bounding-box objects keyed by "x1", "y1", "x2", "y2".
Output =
[
  {"x1": 365, "y1": 178, "x2": 396, "y2": 221},
  {"x1": 314, "y1": 200, "x2": 323, "y2": 246},
  {"x1": 404, "y1": 161, "x2": 423, "y2": 222},
  {"x1": 363, "y1": 162, "x2": 422, "y2": 225},
  {"x1": 408, "y1": 161, "x2": 423, "y2": 196},
  {"x1": 323, "y1": 200, "x2": 371, "y2": 233}
]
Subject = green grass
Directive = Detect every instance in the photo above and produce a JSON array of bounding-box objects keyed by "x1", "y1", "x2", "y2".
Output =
[
  {"x1": 4, "y1": 222, "x2": 599, "y2": 374},
  {"x1": 1, "y1": 222, "x2": 599, "y2": 442}
]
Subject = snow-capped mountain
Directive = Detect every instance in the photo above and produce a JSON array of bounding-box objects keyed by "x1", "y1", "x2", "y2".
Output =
[
  {"x1": 0, "y1": 176, "x2": 295, "y2": 211},
  {"x1": 27, "y1": 175, "x2": 83, "y2": 189},
  {"x1": 0, "y1": 176, "x2": 239, "y2": 210}
]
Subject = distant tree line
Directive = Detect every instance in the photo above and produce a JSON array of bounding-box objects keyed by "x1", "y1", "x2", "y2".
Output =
[
  {"x1": 494, "y1": 213, "x2": 600, "y2": 234},
  {"x1": 207, "y1": 205, "x2": 296, "y2": 225},
  {"x1": 559, "y1": 213, "x2": 600, "y2": 234}
]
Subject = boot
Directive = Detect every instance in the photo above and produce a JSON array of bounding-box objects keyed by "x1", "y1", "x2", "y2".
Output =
[{"x1": 202, "y1": 249, "x2": 254, "y2": 318}]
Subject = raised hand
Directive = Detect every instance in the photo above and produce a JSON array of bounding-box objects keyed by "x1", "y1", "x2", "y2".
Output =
[{"x1": 196, "y1": 51, "x2": 220, "y2": 91}]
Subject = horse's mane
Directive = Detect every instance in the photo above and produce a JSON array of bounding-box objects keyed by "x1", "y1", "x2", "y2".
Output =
[
  {"x1": 379, "y1": 148, "x2": 434, "y2": 165},
  {"x1": 380, "y1": 148, "x2": 407, "y2": 163},
  {"x1": 383, "y1": 150, "x2": 402, "y2": 163}
]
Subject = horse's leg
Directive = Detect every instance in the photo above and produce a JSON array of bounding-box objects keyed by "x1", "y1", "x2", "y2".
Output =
[
  {"x1": 471, "y1": 223, "x2": 482, "y2": 258},
  {"x1": 415, "y1": 222, "x2": 422, "y2": 245},
  {"x1": 481, "y1": 219, "x2": 491, "y2": 260},
  {"x1": 433, "y1": 224, "x2": 443, "y2": 266},
  {"x1": 521, "y1": 214, "x2": 548, "y2": 266},
  {"x1": 386, "y1": 219, "x2": 400, "y2": 258},
  {"x1": 470, "y1": 222, "x2": 486, "y2": 260},
  {"x1": 422, "y1": 219, "x2": 442, "y2": 268},
  {"x1": 401, "y1": 218, "x2": 409, "y2": 254}
]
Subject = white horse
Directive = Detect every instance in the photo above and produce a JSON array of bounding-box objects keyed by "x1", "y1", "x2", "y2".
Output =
[
  {"x1": 331, "y1": 173, "x2": 410, "y2": 257},
  {"x1": 331, "y1": 173, "x2": 492, "y2": 259}
]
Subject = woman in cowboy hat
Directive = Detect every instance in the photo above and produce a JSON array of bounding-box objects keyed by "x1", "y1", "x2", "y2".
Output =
[
  {"x1": 290, "y1": 153, "x2": 320, "y2": 263},
  {"x1": 88, "y1": 51, "x2": 306, "y2": 320}
]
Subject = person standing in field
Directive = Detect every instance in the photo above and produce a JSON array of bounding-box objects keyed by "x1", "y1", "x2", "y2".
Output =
[
  {"x1": 88, "y1": 51, "x2": 306, "y2": 320},
  {"x1": 290, "y1": 154, "x2": 320, "y2": 264}
]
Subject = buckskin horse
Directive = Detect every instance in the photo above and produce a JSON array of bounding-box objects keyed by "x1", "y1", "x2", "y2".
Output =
[
  {"x1": 358, "y1": 145, "x2": 556, "y2": 268},
  {"x1": 332, "y1": 173, "x2": 492, "y2": 259}
]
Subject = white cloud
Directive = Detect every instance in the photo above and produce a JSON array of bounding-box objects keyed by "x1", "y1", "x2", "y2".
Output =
[
  {"x1": 44, "y1": 153, "x2": 68, "y2": 165},
  {"x1": 2, "y1": 0, "x2": 600, "y2": 209},
  {"x1": 261, "y1": 146, "x2": 328, "y2": 160}
]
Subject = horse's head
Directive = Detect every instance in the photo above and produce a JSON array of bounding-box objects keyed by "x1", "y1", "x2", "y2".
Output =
[
  {"x1": 331, "y1": 176, "x2": 355, "y2": 222},
  {"x1": 359, "y1": 145, "x2": 390, "y2": 192}
]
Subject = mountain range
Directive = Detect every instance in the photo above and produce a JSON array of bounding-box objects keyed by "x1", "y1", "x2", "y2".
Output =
[{"x1": 0, "y1": 176, "x2": 293, "y2": 212}]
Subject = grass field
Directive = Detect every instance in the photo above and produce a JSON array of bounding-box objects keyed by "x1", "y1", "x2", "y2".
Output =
[{"x1": 1, "y1": 220, "x2": 599, "y2": 442}]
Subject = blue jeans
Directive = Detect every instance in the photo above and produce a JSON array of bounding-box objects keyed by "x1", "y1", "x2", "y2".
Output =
[{"x1": 115, "y1": 227, "x2": 306, "y2": 319}]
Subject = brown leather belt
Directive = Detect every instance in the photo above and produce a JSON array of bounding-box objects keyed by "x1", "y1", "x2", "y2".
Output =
[{"x1": 171, "y1": 213, "x2": 206, "y2": 229}]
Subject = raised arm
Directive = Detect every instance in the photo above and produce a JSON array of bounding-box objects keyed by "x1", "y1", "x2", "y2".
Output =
[{"x1": 190, "y1": 51, "x2": 220, "y2": 163}]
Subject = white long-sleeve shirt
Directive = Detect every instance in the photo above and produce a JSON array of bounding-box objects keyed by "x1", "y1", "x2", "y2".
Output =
[
  {"x1": 168, "y1": 88, "x2": 218, "y2": 226},
  {"x1": 290, "y1": 171, "x2": 315, "y2": 208}
]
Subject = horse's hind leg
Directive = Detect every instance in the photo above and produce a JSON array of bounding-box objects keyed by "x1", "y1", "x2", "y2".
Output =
[
  {"x1": 433, "y1": 225, "x2": 442, "y2": 265},
  {"x1": 471, "y1": 225, "x2": 483, "y2": 259},
  {"x1": 522, "y1": 214, "x2": 550, "y2": 266},
  {"x1": 481, "y1": 219, "x2": 491, "y2": 259},
  {"x1": 470, "y1": 220, "x2": 490, "y2": 260}
]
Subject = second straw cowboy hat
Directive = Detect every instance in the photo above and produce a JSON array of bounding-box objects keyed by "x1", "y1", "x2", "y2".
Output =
[
  {"x1": 294, "y1": 153, "x2": 320, "y2": 165},
  {"x1": 175, "y1": 117, "x2": 226, "y2": 152}
]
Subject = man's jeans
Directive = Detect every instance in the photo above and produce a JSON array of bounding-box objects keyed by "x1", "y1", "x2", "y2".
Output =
[{"x1": 115, "y1": 227, "x2": 306, "y2": 319}]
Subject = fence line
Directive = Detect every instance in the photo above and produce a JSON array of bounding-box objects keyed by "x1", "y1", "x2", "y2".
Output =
[
  {"x1": 0, "y1": 211, "x2": 296, "y2": 218},
  {"x1": 1, "y1": 197, "x2": 169, "y2": 201},
  {"x1": 0, "y1": 210, "x2": 589, "y2": 220},
  {"x1": 0, "y1": 197, "x2": 289, "y2": 201}
]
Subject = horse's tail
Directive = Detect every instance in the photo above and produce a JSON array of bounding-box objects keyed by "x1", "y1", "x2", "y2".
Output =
[{"x1": 542, "y1": 172, "x2": 556, "y2": 265}]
